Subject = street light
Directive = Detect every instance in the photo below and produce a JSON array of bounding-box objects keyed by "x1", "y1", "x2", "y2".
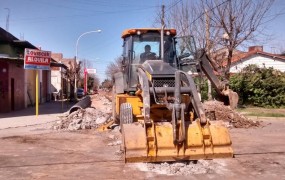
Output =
[{"x1": 75, "y1": 29, "x2": 101, "y2": 99}]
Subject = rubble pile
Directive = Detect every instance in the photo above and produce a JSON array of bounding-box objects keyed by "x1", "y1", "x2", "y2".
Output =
[
  {"x1": 53, "y1": 95, "x2": 112, "y2": 131},
  {"x1": 203, "y1": 101, "x2": 262, "y2": 128},
  {"x1": 91, "y1": 94, "x2": 112, "y2": 112},
  {"x1": 136, "y1": 160, "x2": 226, "y2": 175},
  {"x1": 53, "y1": 108, "x2": 111, "y2": 130}
]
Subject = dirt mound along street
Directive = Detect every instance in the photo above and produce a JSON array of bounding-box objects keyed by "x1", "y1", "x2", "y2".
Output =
[{"x1": 203, "y1": 101, "x2": 262, "y2": 128}]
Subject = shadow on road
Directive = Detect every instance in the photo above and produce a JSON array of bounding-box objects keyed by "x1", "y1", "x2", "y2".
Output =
[{"x1": 0, "y1": 100, "x2": 76, "y2": 118}]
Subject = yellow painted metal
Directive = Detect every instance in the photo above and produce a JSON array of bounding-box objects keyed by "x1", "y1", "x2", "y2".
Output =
[
  {"x1": 97, "y1": 120, "x2": 115, "y2": 132},
  {"x1": 117, "y1": 93, "x2": 233, "y2": 163},
  {"x1": 121, "y1": 28, "x2": 176, "y2": 38},
  {"x1": 123, "y1": 120, "x2": 233, "y2": 163},
  {"x1": 123, "y1": 123, "x2": 147, "y2": 162},
  {"x1": 145, "y1": 71, "x2": 152, "y2": 81},
  {"x1": 115, "y1": 94, "x2": 143, "y2": 117}
]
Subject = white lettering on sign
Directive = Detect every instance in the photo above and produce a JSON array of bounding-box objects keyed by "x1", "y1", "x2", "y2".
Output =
[
  {"x1": 26, "y1": 57, "x2": 50, "y2": 64},
  {"x1": 24, "y1": 48, "x2": 51, "y2": 70}
]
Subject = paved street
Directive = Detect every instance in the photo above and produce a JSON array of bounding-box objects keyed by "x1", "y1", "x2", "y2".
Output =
[{"x1": 0, "y1": 96, "x2": 285, "y2": 179}]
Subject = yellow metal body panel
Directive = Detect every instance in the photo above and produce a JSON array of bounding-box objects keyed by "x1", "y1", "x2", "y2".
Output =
[
  {"x1": 121, "y1": 28, "x2": 176, "y2": 38},
  {"x1": 123, "y1": 120, "x2": 233, "y2": 163},
  {"x1": 116, "y1": 93, "x2": 233, "y2": 163},
  {"x1": 145, "y1": 71, "x2": 152, "y2": 81},
  {"x1": 116, "y1": 94, "x2": 143, "y2": 117}
]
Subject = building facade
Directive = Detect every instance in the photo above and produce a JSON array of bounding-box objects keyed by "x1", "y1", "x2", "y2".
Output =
[
  {"x1": 0, "y1": 27, "x2": 63, "y2": 113},
  {"x1": 230, "y1": 46, "x2": 285, "y2": 73}
]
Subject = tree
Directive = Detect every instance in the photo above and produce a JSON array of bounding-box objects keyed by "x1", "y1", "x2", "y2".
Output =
[
  {"x1": 76, "y1": 58, "x2": 101, "y2": 91},
  {"x1": 101, "y1": 79, "x2": 113, "y2": 90},
  {"x1": 66, "y1": 59, "x2": 82, "y2": 98},
  {"x1": 92, "y1": 75, "x2": 100, "y2": 89},
  {"x1": 156, "y1": 0, "x2": 275, "y2": 79},
  {"x1": 203, "y1": 0, "x2": 274, "y2": 79},
  {"x1": 230, "y1": 65, "x2": 285, "y2": 107},
  {"x1": 87, "y1": 74, "x2": 100, "y2": 90},
  {"x1": 105, "y1": 56, "x2": 122, "y2": 80}
]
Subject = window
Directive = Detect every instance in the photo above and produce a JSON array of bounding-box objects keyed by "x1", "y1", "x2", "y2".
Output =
[{"x1": 126, "y1": 32, "x2": 176, "y2": 88}]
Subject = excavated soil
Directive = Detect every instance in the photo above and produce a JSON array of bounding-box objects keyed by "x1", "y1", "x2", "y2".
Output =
[
  {"x1": 203, "y1": 100, "x2": 262, "y2": 128},
  {"x1": 53, "y1": 96, "x2": 262, "y2": 132}
]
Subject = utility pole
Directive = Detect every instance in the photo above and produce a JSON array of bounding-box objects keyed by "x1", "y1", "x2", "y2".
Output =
[
  {"x1": 161, "y1": 5, "x2": 165, "y2": 61},
  {"x1": 4, "y1": 8, "x2": 10, "y2": 32},
  {"x1": 205, "y1": 9, "x2": 213, "y2": 100}
]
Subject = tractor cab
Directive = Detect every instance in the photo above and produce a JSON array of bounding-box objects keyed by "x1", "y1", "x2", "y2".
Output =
[{"x1": 120, "y1": 28, "x2": 197, "y2": 91}]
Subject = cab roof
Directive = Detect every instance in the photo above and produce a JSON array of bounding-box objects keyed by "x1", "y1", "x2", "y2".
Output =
[{"x1": 121, "y1": 28, "x2": 176, "y2": 38}]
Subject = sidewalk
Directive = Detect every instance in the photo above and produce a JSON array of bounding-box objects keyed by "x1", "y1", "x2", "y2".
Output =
[{"x1": 0, "y1": 101, "x2": 74, "y2": 130}]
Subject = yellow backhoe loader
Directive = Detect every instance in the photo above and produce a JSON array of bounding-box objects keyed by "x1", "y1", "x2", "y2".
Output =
[{"x1": 112, "y1": 28, "x2": 238, "y2": 163}]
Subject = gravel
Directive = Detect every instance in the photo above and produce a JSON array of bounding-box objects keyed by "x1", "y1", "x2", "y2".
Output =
[{"x1": 134, "y1": 160, "x2": 229, "y2": 176}]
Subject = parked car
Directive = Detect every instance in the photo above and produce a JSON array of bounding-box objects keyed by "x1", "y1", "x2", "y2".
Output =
[{"x1": 76, "y1": 88, "x2": 85, "y2": 98}]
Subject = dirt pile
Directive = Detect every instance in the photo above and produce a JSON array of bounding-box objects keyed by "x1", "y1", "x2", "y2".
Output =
[
  {"x1": 52, "y1": 95, "x2": 112, "y2": 131},
  {"x1": 203, "y1": 101, "x2": 262, "y2": 128}
]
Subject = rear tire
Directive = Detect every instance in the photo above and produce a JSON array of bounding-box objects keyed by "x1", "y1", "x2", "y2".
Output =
[
  {"x1": 120, "y1": 103, "x2": 133, "y2": 125},
  {"x1": 119, "y1": 103, "x2": 133, "y2": 162}
]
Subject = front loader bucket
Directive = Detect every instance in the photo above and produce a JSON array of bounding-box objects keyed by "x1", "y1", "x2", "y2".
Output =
[{"x1": 122, "y1": 121, "x2": 233, "y2": 163}]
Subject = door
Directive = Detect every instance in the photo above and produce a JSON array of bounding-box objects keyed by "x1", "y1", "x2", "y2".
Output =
[{"x1": 0, "y1": 61, "x2": 9, "y2": 112}]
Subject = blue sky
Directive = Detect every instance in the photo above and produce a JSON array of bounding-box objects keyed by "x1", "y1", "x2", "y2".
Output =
[{"x1": 0, "y1": 0, "x2": 285, "y2": 81}]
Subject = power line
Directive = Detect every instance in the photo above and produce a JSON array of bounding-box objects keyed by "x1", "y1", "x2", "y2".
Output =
[
  {"x1": 178, "y1": 0, "x2": 230, "y2": 35},
  {"x1": 166, "y1": 0, "x2": 182, "y2": 11},
  {"x1": 0, "y1": 0, "x2": 157, "y2": 24},
  {"x1": 260, "y1": 6, "x2": 285, "y2": 25},
  {"x1": 2, "y1": 6, "x2": 156, "y2": 24},
  {"x1": 71, "y1": 0, "x2": 157, "y2": 8},
  {"x1": 29, "y1": 0, "x2": 157, "y2": 14},
  {"x1": 190, "y1": 0, "x2": 230, "y2": 26}
]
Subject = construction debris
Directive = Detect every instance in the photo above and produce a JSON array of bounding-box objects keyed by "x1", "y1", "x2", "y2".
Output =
[
  {"x1": 203, "y1": 100, "x2": 262, "y2": 128},
  {"x1": 107, "y1": 140, "x2": 122, "y2": 146},
  {"x1": 53, "y1": 94, "x2": 261, "y2": 131},
  {"x1": 134, "y1": 160, "x2": 228, "y2": 176},
  {"x1": 69, "y1": 96, "x2": 92, "y2": 114},
  {"x1": 52, "y1": 95, "x2": 112, "y2": 131}
]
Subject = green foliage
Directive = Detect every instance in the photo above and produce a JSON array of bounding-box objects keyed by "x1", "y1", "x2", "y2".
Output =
[
  {"x1": 193, "y1": 77, "x2": 216, "y2": 101},
  {"x1": 87, "y1": 76, "x2": 94, "y2": 91},
  {"x1": 101, "y1": 79, "x2": 113, "y2": 89},
  {"x1": 230, "y1": 65, "x2": 285, "y2": 107}
]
